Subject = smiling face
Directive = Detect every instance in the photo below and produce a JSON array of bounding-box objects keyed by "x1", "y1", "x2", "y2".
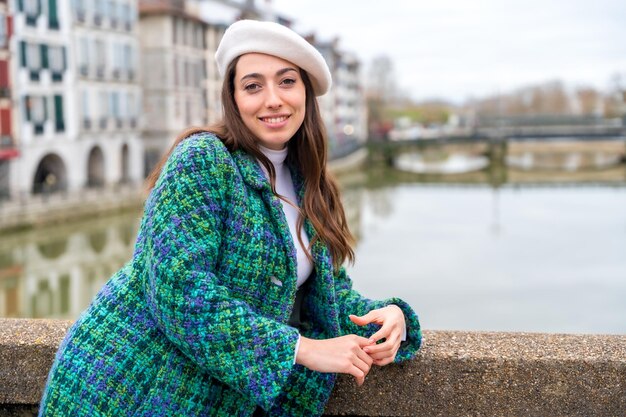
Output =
[{"x1": 233, "y1": 53, "x2": 307, "y2": 150}]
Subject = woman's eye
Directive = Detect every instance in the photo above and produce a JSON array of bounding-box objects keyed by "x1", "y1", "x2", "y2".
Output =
[
  {"x1": 281, "y1": 78, "x2": 296, "y2": 86},
  {"x1": 244, "y1": 83, "x2": 261, "y2": 92}
]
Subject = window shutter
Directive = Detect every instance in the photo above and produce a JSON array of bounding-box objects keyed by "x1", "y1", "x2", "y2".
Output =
[
  {"x1": 20, "y1": 41, "x2": 27, "y2": 67},
  {"x1": 54, "y1": 94, "x2": 64, "y2": 132},
  {"x1": 48, "y1": 0, "x2": 59, "y2": 29},
  {"x1": 0, "y1": 61, "x2": 8, "y2": 88},
  {"x1": 1, "y1": 108, "x2": 12, "y2": 136},
  {"x1": 40, "y1": 44, "x2": 48, "y2": 69}
]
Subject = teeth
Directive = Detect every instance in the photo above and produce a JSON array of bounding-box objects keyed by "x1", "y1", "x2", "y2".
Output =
[{"x1": 263, "y1": 116, "x2": 287, "y2": 124}]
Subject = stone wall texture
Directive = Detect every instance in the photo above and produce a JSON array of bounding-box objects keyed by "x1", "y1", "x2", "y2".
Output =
[{"x1": 1, "y1": 319, "x2": 625, "y2": 416}]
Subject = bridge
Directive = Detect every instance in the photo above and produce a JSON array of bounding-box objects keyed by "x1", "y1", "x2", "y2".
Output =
[{"x1": 368, "y1": 118, "x2": 626, "y2": 180}]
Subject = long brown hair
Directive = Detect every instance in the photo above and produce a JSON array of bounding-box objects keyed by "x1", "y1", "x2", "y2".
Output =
[{"x1": 146, "y1": 56, "x2": 354, "y2": 269}]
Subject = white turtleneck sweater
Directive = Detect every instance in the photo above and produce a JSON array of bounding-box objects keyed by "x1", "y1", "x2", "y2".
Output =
[{"x1": 257, "y1": 145, "x2": 313, "y2": 288}]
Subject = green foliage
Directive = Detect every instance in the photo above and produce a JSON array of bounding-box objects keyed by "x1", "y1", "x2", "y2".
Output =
[{"x1": 384, "y1": 104, "x2": 451, "y2": 125}]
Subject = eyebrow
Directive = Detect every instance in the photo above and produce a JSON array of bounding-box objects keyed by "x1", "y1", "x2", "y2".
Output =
[{"x1": 239, "y1": 67, "x2": 298, "y2": 82}]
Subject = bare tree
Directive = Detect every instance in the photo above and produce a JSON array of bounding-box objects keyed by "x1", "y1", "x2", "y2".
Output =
[
  {"x1": 365, "y1": 55, "x2": 398, "y2": 140},
  {"x1": 366, "y1": 55, "x2": 397, "y2": 103}
]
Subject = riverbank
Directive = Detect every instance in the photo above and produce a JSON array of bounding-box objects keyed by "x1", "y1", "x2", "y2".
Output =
[
  {"x1": 0, "y1": 184, "x2": 145, "y2": 233},
  {"x1": 0, "y1": 147, "x2": 369, "y2": 233}
]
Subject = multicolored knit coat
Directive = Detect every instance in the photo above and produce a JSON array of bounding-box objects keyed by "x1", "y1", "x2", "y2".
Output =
[{"x1": 39, "y1": 132, "x2": 422, "y2": 417}]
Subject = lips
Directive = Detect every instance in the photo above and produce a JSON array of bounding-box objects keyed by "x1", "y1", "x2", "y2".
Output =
[{"x1": 259, "y1": 115, "x2": 290, "y2": 125}]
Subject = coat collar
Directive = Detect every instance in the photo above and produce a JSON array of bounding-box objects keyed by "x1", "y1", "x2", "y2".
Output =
[
  {"x1": 231, "y1": 147, "x2": 332, "y2": 269},
  {"x1": 232, "y1": 148, "x2": 306, "y2": 205},
  {"x1": 232, "y1": 149, "x2": 270, "y2": 191}
]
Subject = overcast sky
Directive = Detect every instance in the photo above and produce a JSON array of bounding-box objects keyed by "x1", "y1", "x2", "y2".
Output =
[{"x1": 269, "y1": 0, "x2": 626, "y2": 103}]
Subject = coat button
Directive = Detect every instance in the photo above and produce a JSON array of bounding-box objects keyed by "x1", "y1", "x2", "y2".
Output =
[{"x1": 270, "y1": 276, "x2": 283, "y2": 287}]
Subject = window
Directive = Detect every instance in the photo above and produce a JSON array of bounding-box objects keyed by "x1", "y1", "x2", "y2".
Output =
[
  {"x1": 26, "y1": 43, "x2": 41, "y2": 69},
  {"x1": 72, "y1": 0, "x2": 87, "y2": 22},
  {"x1": 122, "y1": 3, "x2": 131, "y2": 30},
  {"x1": 95, "y1": 39, "x2": 105, "y2": 78},
  {"x1": 98, "y1": 91, "x2": 108, "y2": 128},
  {"x1": 171, "y1": 17, "x2": 176, "y2": 44},
  {"x1": 0, "y1": 13, "x2": 6, "y2": 48},
  {"x1": 48, "y1": 45, "x2": 65, "y2": 82},
  {"x1": 126, "y1": 91, "x2": 134, "y2": 118},
  {"x1": 183, "y1": 59, "x2": 189, "y2": 87},
  {"x1": 94, "y1": 0, "x2": 105, "y2": 25},
  {"x1": 24, "y1": 95, "x2": 47, "y2": 134},
  {"x1": 109, "y1": 0, "x2": 117, "y2": 28},
  {"x1": 173, "y1": 55, "x2": 178, "y2": 86},
  {"x1": 24, "y1": 0, "x2": 41, "y2": 26},
  {"x1": 112, "y1": 42, "x2": 122, "y2": 78},
  {"x1": 21, "y1": 42, "x2": 42, "y2": 81},
  {"x1": 110, "y1": 91, "x2": 120, "y2": 126},
  {"x1": 197, "y1": 25, "x2": 204, "y2": 49},
  {"x1": 78, "y1": 37, "x2": 89, "y2": 76},
  {"x1": 82, "y1": 90, "x2": 91, "y2": 129},
  {"x1": 123, "y1": 44, "x2": 133, "y2": 78}
]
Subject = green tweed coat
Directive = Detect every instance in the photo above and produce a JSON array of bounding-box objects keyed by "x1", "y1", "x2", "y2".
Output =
[{"x1": 39, "y1": 132, "x2": 422, "y2": 416}]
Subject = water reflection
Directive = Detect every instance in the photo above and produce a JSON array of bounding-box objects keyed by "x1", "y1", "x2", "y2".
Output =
[
  {"x1": 345, "y1": 162, "x2": 626, "y2": 335},
  {"x1": 2, "y1": 160, "x2": 625, "y2": 335},
  {"x1": 0, "y1": 213, "x2": 141, "y2": 319}
]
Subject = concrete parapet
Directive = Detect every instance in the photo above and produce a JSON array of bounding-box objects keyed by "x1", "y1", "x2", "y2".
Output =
[
  {"x1": 1, "y1": 319, "x2": 624, "y2": 416},
  {"x1": 325, "y1": 331, "x2": 626, "y2": 416}
]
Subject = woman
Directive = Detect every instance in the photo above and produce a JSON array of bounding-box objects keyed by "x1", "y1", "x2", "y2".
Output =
[{"x1": 39, "y1": 20, "x2": 422, "y2": 416}]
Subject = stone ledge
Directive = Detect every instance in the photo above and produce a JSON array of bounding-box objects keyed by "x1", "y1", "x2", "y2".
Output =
[
  {"x1": 1, "y1": 319, "x2": 625, "y2": 416},
  {"x1": 325, "y1": 331, "x2": 626, "y2": 416}
]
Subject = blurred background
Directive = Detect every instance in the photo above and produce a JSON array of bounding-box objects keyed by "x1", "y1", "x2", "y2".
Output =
[{"x1": 0, "y1": 0, "x2": 624, "y2": 334}]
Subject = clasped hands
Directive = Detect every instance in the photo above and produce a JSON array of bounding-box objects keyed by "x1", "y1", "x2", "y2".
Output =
[{"x1": 295, "y1": 304, "x2": 405, "y2": 386}]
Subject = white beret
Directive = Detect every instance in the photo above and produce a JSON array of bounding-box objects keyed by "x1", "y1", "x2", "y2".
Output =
[{"x1": 215, "y1": 20, "x2": 332, "y2": 96}]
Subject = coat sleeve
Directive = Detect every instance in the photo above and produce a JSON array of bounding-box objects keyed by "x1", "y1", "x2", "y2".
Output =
[
  {"x1": 333, "y1": 266, "x2": 422, "y2": 362},
  {"x1": 137, "y1": 134, "x2": 298, "y2": 410}
]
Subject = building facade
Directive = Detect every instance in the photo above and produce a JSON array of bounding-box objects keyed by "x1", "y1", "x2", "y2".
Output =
[
  {"x1": 316, "y1": 39, "x2": 368, "y2": 158},
  {"x1": 0, "y1": 0, "x2": 17, "y2": 198},
  {"x1": 2, "y1": 0, "x2": 367, "y2": 201},
  {"x1": 7, "y1": 0, "x2": 143, "y2": 198},
  {"x1": 139, "y1": 0, "x2": 215, "y2": 175}
]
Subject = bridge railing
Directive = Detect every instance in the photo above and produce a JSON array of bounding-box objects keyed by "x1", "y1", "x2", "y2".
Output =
[{"x1": 1, "y1": 319, "x2": 624, "y2": 416}]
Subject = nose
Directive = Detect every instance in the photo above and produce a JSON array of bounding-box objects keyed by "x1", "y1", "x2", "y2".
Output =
[{"x1": 265, "y1": 85, "x2": 282, "y2": 109}]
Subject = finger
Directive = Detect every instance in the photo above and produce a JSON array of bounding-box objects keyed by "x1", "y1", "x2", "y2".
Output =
[
  {"x1": 368, "y1": 350, "x2": 395, "y2": 360},
  {"x1": 352, "y1": 354, "x2": 371, "y2": 377},
  {"x1": 373, "y1": 355, "x2": 395, "y2": 367},
  {"x1": 349, "y1": 311, "x2": 381, "y2": 326},
  {"x1": 364, "y1": 333, "x2": 399, "y2": 354},
  {"x1": 366, "y1": 325, "x2": 400, "y2": 346},
  {"x1": 372, "y1": 339, "x2": 401, "y2": 364},
  {"x1": 363, "y1": 334, "x2": 400, "y2": 354},
  {"x1": 356, "y1": 346, "x2": 374, "y2": 367},
  {"x1": 352, "y1": 335, "x2": 373, "y2": 346},
  {"x1": 349, "y1": 366, "x2": 366, "y2": 386}
]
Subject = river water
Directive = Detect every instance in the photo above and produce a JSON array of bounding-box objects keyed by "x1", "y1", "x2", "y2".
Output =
[{"x1": 1, "y1": 163, "x2": 625, "y2": 335}]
